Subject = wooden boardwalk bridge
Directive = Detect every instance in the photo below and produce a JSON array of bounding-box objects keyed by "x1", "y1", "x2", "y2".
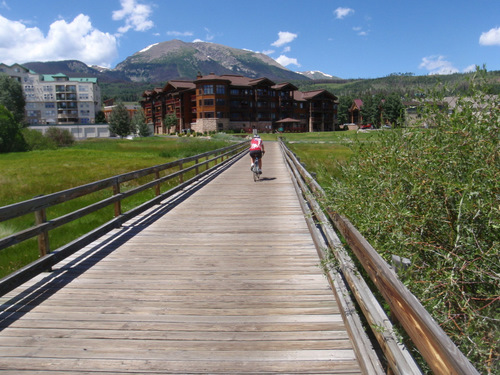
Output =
[
  {"x1": 0, "y1": 140, "x2": 480, "y2": 374},
  {"x1": 0, "y1": 142, "x2": 364, "y2": 374}
]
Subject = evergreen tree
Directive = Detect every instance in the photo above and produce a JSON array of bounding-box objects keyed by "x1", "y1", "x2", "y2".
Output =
[
  {"x1": 383, "y1": 93, "x2": 406, "y2": 127},
  {"x1": 132, "y1": 108, "x2": 151, "y2": 137},
  {"x1": 108, "y1": 102, "x2": 132, "y2": 138},
  {"x1": 337, "y1": 95, "x2": 353, "y2": 126}
]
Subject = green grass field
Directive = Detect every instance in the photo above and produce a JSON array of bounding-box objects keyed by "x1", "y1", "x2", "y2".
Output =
[{"x1": 0, "y1": 135, "x2": 237, "y2": 277}]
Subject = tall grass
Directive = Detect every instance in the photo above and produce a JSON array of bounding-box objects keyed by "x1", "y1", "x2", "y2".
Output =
[
  {"x1": 0, "y1": 136, "x2": 234, "y2": 277},
  {"x1": 289, "y1": 72, "x2": 498, "y2": 373}
]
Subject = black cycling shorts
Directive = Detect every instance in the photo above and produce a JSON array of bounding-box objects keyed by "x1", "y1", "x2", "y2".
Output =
[{"x1": 250, "y1": 150, "x2": 263, "y2": 159}]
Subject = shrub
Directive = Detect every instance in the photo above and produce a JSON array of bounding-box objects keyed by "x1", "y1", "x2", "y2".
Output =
[
  {"x1": 325, "y1": 68, "x2": 499, "y2": 373},
  {"x1": 44, "y1": 127, "x2": 75, "y2": 147},
  {"x1": 0, "y1": 105, "x2": 26, "y2": 153},
  {"x1": 22, "y1": 128, "x2": 57, "y2": 150}
]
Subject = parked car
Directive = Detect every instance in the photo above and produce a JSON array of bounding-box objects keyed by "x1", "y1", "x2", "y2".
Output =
[
  {"x1": 360, "y1": 124, "x2": 373, "y2": 130},
  {"x1": 382, "y1": 124, "x2": 392, "y2": 129}
]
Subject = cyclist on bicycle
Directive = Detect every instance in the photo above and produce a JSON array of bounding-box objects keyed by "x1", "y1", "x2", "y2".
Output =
[{"x1": 249, "y1": 134, "x2": 265, "y2": 174}]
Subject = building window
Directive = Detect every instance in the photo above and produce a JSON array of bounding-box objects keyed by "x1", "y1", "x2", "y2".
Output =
[
  {"x1": 230, "y1": 89, "x2": 239, "y2": 95},
  {"x1": 45, "y1": 103, "x2": 55, "y2": 108},
  {"x1": 216, "y1": 85, "x2": 225, "y2": 94},
  {"x1": 203, "y1": 99, "x2": 214, "y2": 106},
  {"x1": 203, "y1": 85, "x2": 214, "y2": 94},
  {"x1": 204, "y1": 112, "x2": 214, "y2": 118},
  {"x1": 216, "y1": 98, "x2": 225, "y2": 106},
  {"x1": 216, "y1": 112, "x2": 224, "y2": 118}
]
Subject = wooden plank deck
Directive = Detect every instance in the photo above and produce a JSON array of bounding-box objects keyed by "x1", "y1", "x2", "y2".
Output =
[{"x1": 0, "y1": 142, "x2": 362, "y2": 374}]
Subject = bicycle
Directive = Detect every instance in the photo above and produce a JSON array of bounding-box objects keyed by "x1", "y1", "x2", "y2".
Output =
[{"x1": 251, "y1": 156, "x2": 261, "y2": 182}]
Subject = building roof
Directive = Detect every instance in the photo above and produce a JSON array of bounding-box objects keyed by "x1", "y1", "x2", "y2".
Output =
[
  {"x1": 272, "y1": 82, "x2": 299, "y2": 91},
  {"x1": 41, "y1": 73, "x2": 97, "y2": 83},
  {"x1": 164, "y1": 80, "x2": 196, "y2": 91},
  {"x1": 0, "y1": 63, "x2": 36, "y2": 74},
  {"x1": 276, "y1": 117, "x2": 301, "y2": 123},
  {"x1": 293, "y1": 89, "x2": 338, "y2": 101}
]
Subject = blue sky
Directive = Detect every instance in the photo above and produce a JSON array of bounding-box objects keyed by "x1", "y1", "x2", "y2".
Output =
[{"x1": 1, "y1": 0, "x2": 499, "y2": 79}]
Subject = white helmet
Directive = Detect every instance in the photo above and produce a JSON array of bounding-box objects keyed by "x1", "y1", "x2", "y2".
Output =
[{"x1": 253, "y1": 134, "x2": 260, "y2": 138}]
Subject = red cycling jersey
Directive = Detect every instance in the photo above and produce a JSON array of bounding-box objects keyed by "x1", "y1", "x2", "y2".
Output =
[{"x1": 250, "y1": 138, "x2": 263, "y2": 151}]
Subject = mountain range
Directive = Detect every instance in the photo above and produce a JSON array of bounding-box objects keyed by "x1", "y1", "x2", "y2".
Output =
[{"x1": 22, "y1": 40, "x2": 338, "y2": 84}]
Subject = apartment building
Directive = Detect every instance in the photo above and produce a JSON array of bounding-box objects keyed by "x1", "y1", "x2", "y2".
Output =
[
  {"x1": 141, "y1": 73, "x2": 338, "y2": 134},
  {"x1": 0, "y1": 63, "x2": 101, "y2": 125}
]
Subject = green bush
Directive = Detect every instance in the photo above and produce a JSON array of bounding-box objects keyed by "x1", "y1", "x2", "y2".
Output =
[
  {"x1": 22, "y1": 128, "x2": 57, "y2": 150},
  {"x1": 325, "y1": 69, "x2": 499, "y2": 373},
  {"x1": 44, "y1": 127, "x2": 75, "y2": 147}
]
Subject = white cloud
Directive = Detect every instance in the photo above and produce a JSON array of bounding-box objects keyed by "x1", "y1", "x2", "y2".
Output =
[
  {"x1": 419, "y1": 55, "x2": 459, "y2": 75},
  {"x1": 112, "y1": 0, "x2": 154, "y2": 34},
  {"x1": 479, "y1": 27, "x2": 500, "y2": 46},
  {"x1": 166, "y1": 31, "x2": 194, "y2": 37},
  {"x1": 275, "y1": 55, "x2": 300, "y2": 67},
  {"x1": 334, "y1": 7, "x2": 354, "y2": 19},
  {"x1": 262, "y1": 49, "x2": 275, "y2": 55},
  {"x1": 271, "y1": 31, "x2": 297, "y2": 47},
  {"x1": 463, "y1": 64, "x2": 477, "y2": 73},
  {"x1": 0, "y1": 14, "x2": 118, "y2": 67},
  {"x1": 353, "y1": 26, "x2": 368, "y2": 36}
]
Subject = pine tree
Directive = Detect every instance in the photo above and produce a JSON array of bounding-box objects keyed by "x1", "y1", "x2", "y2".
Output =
[{"x1": 108, "y1": 102, "x2": 132, "y2": 138}]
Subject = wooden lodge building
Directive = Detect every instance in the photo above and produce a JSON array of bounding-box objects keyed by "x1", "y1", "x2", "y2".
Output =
[{"x1": 141, "y1": 73, "x2": 338, "y2": 134}]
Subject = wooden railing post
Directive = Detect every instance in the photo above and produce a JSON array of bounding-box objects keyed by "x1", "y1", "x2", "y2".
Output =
[
  {"x1": 195, "y1": 158, "x2": 199, "y2": 175},
  {"x1": 155, "y1": 169, "x2": 161, "y2": 196},
  {"x1": 113, "y1": 180, "x2": 121, "y2": 217},
  {"x1": 205, "y1": 155, "x2": 209, "y2": 170},
  {"x1": 179, "y1": 163, "x2": 184, "y2": 184},
  {"x1": 34, "y1": 207, "x2": 50, "y2": 257}
]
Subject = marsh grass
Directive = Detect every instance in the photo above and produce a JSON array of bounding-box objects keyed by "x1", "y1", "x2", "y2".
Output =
[{"x1": 0, "y1": 136, "x2": 234, "y2": 277}]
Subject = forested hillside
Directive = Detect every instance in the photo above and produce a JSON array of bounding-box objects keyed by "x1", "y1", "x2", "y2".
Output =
[{"x1": 293, "y1": 69, "x2": 500, "y2": 97}]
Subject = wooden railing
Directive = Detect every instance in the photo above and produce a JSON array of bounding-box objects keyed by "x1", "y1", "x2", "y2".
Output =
[
  {"x1": 279, "y1": 139, "x2": 479, "y2": 375},
  {"x1": 0, "y1": 140, "x2": 249, "y2": 296}
]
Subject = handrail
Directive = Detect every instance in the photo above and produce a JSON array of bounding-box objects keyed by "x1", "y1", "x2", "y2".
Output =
[
  {"x1": 279, "y1": 138, "x2": 479, "y2": 375},
  {"x1": 0, "y1": 140, "x2": 249, "y2": 296}
]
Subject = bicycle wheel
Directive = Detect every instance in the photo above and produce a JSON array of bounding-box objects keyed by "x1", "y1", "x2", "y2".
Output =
[
  {"x1": 253, "y1": 172, "x2": 260, "y2": 182},
  {"x1": 252, "y1": 161, "x2": 259, "y2": 182}
]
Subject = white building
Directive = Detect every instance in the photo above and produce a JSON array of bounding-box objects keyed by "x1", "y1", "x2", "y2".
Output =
[{"x1": 0, "y1": 63, "x2": 101, "y2": 125}]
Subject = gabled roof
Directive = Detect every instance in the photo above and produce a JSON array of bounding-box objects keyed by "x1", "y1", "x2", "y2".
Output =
[
  {"x1": 193, "y1": 74, "x2": 276, "y2": 87},
  {"x1": 164, "y1": 80, "x2": 196, "y2": 91},
  {"x1": 248, "y1": 77, "x2": 276, "y2": 86},
  {"x1": 293, "y1": 89, "x2": 337, "y2": 101},
  {"x1": 353, "y1": 99, "x2": 363, "y2": 109},
  {"x1": 272, "y1": 82, "x2": 298, "y2": 91},
  {"x1": 0, "y1": 63, "x2": 35, "y2": 74}
]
